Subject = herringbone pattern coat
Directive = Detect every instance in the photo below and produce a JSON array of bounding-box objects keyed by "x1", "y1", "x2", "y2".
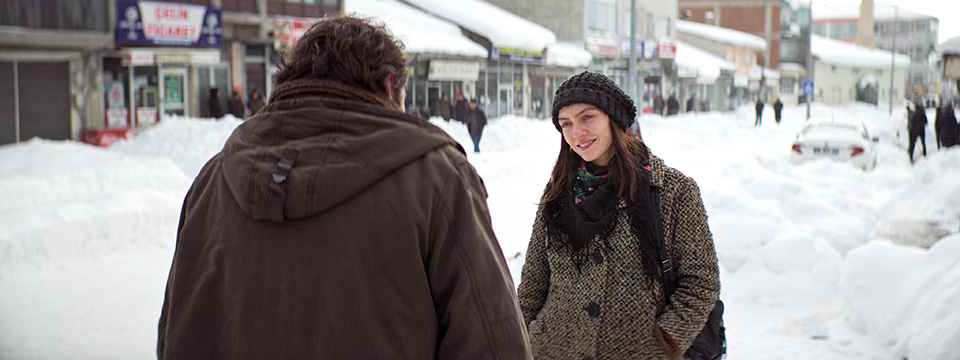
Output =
[{"x1": 517, "y1": 155, "x2": 720, "y2": 360}]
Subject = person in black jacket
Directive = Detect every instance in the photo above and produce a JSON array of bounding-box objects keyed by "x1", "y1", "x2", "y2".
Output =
[
  {"x1": 940, "y1": 103, "x2": 958, "y2": 148},
  {"x1": 754, "y1": 98, "x2": 764, "y2": 126},
  {"x1": 666, "y1": 94, "x2": 680, "y2": 116},
  {"x1": 228, "y1": 90, "x2": 245, "y2": 118},
  {"x1": 207, "y1": 88, "x2": 224, "y2": 118},
  {"x1": 464, "y1": 99, "x2": 487, "y2": 153},
  {"x1": 773, "y1": 98, "x2": 783, "y2": 124},
  {"x1": 907, "y1": 101, "x2": 928, "y2": 162}
]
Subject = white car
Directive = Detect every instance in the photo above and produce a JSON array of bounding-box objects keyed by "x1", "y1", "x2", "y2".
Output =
[{"x1": 790, "y1": 118, "x2": 878, "y2": 170}]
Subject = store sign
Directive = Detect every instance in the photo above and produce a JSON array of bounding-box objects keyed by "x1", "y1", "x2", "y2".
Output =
[
  {"x1": 586, "y1": 41, "x2": 619, "y2": 57},
  {"x1": 657, "y1": 41, "x2": 677, "y2": 59},
  {"x1": 428, "y1": 60, "x2": 480, "y2": 81},
  {"x1": 275, "y1": 17, "x2": 318, "y2": 52},
  {"x1": 494, "y1": 47, "x2": 543, "y2": 64},
  {"x1": 122, "y1": 49, "x2": 220, "y2": 65},
  {"x1": 116, "y1": 0, "x2": 222, "y2": 48}
]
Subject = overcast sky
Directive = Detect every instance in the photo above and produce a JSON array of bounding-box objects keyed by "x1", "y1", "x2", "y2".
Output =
[{"x1": 808, "y1": 0, "x2": 960, "y2": 45}]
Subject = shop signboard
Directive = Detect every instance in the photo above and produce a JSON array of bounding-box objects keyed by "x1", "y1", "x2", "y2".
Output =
[
  {"x1": 116, "y1": 0, "x2": 222, "y2": 48},
  {"x1": 657, "y1": 40, "x2": 677, "y2": 59},
  {"x1": 494, "y1": 47, "x2": 543, "y2": 64},
  {"x1": 275, "y1": 17, "x2": 318, "y2": 52},
  {"x1": 428, "y1": 60, "x2": 480, "y2": 81}
]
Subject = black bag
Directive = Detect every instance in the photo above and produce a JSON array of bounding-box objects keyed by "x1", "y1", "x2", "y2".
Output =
[{"x1": 652, "y1": 188, "x2": 726, "y2": 360}]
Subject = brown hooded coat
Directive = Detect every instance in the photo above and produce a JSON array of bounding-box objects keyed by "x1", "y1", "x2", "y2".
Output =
[{"x1": 157, "y1": 80, "x2": 531, "y2": 359}]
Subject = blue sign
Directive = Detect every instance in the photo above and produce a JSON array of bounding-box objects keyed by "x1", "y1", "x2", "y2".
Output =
[
  {"x1": 802, "y1": 80, "x2": 814, "y2": 95},
  {"x1": 116, "y1": 0, "x2": 221, "y2": 48}
]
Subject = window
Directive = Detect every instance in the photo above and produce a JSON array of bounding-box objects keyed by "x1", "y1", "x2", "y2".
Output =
[{"x1": 587, "y1": 0, "x2": 617, "y2": 36}]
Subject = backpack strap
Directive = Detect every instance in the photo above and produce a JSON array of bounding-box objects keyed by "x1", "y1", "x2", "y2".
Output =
[{"x1": 651, "y1": 186, "x2": 678, "y2": 296}]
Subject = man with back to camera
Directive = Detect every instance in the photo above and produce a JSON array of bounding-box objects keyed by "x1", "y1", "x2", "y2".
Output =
[{"x1": 157, "y1": 15, "x2": 531, "y2": 360}]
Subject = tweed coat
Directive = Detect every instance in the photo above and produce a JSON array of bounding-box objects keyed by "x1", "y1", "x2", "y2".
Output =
[{"x1": 517, "y1": 154, "x2": 720, "y2": 360}]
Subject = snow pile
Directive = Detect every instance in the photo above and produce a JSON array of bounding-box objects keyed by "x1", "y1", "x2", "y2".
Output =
[
  {"x1": 677, "y1": 20, "x2": 767, "y2": 50},
  {"x1": 402, "y1": 0, "x2": 555, "y2": 51},
  {"x1": 1, "y1": 102, "x2": 959, "y2": 359},
  {"x1": 345, "y1": 0, "x2": 488, "y2": 57},
  {"x1": 813, "y1": 35, "x2": 910, "y2": 69}
]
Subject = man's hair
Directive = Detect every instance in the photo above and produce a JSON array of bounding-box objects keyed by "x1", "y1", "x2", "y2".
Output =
[{"x1": 274, "y1": 15, "x2": 409, "y2": 96}]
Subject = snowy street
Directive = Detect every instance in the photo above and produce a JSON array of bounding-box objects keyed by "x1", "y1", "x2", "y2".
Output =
[{"x1": 1, "y1": 102, "x2": 959, "y2": 359}]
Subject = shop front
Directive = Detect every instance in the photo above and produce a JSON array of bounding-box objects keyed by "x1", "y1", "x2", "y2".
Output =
[{"x1": 104, "y1": 0, "x2": 222, "y2": 129}]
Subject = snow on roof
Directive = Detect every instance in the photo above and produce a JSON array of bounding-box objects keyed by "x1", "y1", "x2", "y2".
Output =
[
  {"x1": 345, "y1": 0, "x2": 488, "y2": 57},
  {"x1": 676, "y1": 20, "x2": 767, "y2": 51},
  {"x1": 675, "y1": 41, "x2": 735, "y2": 84},
  {"x1": 545, "y1": 41, "x2": 592, "y2": 68},
  {"x1": 812, "y1": 5, "x2": 934, "y2": 22},
  {"x1": 940, "y1": 36, "x2": 960, "y2": 54},
  {"x1": 401, "y1": 0, "x2": 556, "y2": 52},
  {"x1": 812, "y1": 35, "x2": 910, "y2": 68}
]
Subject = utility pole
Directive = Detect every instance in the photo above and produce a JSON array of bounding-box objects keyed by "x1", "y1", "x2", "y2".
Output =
[
  {"x1": 889, "y1": 6, "x2": 898, "y2": 115},
  {"x1": 806, "y1": 4, "x2": 812, "y2": 119}
]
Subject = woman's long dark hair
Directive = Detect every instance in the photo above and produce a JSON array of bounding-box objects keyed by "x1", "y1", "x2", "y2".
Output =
[{"x1": 541, "y1": 120, "x2": 651, "y2": 205}]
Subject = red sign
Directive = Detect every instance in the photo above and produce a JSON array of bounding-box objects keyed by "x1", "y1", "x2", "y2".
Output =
[{"x1": 658, "y1": 41, "x2": 677, "y2": 59}]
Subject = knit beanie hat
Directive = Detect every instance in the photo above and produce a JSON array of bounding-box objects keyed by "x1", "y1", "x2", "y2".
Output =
[{"x1": 551, "y1": 71, "x2": 637, "y2": 132}]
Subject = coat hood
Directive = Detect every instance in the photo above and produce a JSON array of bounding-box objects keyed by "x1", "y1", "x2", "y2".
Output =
[{"x1": 217, "y1": 95, "x2": 461, "y2": 223}]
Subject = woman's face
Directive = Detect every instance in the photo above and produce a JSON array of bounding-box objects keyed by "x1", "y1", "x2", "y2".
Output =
[{"x1": 557, "y1": 103, "x2": 616, "y2": 166}]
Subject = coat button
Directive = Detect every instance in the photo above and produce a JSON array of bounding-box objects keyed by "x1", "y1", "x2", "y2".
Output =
[
  {"x1": 591, "y1": 249, "x2": 603, "y2": 264},
  {"x1": 584, "y1": 302, "x2": 600, "y2": 317}
]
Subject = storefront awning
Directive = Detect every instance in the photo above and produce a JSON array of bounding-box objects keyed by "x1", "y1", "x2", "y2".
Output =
[
  {"x1": 401, "y1": 0, "x2": 556, "y2": 53},
  {"x1": 675, "y1": 41, "x2": 734, "y2": 85},
  {"x1": 346, "y1": 0, "x2": 488, "y2": 58}
]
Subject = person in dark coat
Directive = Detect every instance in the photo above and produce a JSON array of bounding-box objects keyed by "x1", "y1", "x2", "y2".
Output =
[
  {"x1": 686, "y1": 96, "x2": 695, "y2": 113},
  {"x1": 518, "y1": 71, "x2": 719, "y2": 359},
  {"x1": 247, "y1": 89, "x2": 265, "y2": 116},
  {"x1": 207, "y1": 88, "x2": 224, "y2": 118},
  {"x1": 773, "y1": 98, "x2": 783, "y2": 124},
  {"x1": 439, "y1": 93, "x2": 451, "y2": 121},
  {"x1": 453, "y1": 92, "x2": 469, "y2": 123},
  {"x1": 653, "y1": 94, "x2": 665, "y2": 116},
  {"x1": 755, "y1": 98, "x2": 765, "y2": 126},
  {"x1": 666, "y1": 94, "x2": 680, "y2": 116},
  {"x1": 157, "y1": 16, "x2": 532, "y2": 360},
  {"x1": 907, "y1": 101, "x2": 928, "y2": 162},
  {"x1": 227, "y1": 90, "x2": 245, "y2": 118},
  {"x1": 464, "y1": 99, "x2": 487, "y2": 153},
  {"x1": 940, "y1": 104, "x2": 958, "y2": 148}
]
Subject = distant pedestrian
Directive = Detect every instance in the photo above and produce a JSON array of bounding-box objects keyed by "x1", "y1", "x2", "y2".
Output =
[
  {"x1": 207, "y1": 88, "x2": 224, "y2": 118},
  {"x1": 686, "y1": 96, "x2": 695, "y2": 113},
  {"x1": 247, "y1": 89, "x2": 265, "y2": 116},
  {"x1": 755, "y1": 98, "x2": 765, "y2": 126},
  {"x1": 940, "y1": 103, "x2": 958, "y2": 148},
  {"x1": 907, "y1": 101, "x2": 928, "y2": 162},
  {"x1": 666, "y1": 94, "x2": 680, "y2": 116},
  {"x1": 653, "y1": 94, "x2": 665, "y2": 116},
  {"x1": 453, "y1": 92, "x2": 469, "y2": 123},
  {"x1": 228, "y1": 90, "x2": 245, "y2": 118},
  {"x1": 465, "y1": 99, "x2": 487, "y2": 153},
  {"x1": 439, "y1": 94, "x2": 451, "y2": 121},
  {"x1": 773, "y1": 98, "x2": 783, "y2": 124}
]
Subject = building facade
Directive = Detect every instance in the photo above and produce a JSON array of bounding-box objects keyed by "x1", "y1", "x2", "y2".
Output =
[
  {"x1": 1, "y1": 0, "x2": 340, "y2": 146},
  {"x1": 813, "y1": 5, "x2": 939, "y2": 105},
  {"x1": 483, "y1": 0, "x2": 679, "y2": 114}
]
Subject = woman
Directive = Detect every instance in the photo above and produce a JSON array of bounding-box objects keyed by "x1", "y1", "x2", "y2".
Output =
[{"x1": 517, "y1": 72, "x2": 720, "y2": 360}]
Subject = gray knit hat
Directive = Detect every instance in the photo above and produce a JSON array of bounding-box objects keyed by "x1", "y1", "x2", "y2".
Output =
[{"x1": 551, "y1": 71, "x2": 637, "y2": 132}]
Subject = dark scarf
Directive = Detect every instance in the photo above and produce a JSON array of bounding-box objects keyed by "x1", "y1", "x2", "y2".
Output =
[
  {"x1": 545, "y1": 162, "x2": 662, "y2": 277},
  {"x1": 270, "y1": 79, "x2": 403, "y2": 112}
]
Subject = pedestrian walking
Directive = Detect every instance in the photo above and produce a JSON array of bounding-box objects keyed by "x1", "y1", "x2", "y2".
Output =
[
  {"x1": 464, "y1": 99, "x2": 487, "y2": 153},
  {"x1": 157, "y1": 15, "x2": 532, "y2": 360},
  {"x1": 907, "y1": 101, "x2": 928, "y2": 162},
  {"x1": 207, "y1": 88, "x2": 224, "y2": 118},
  {"x1": 940, "y1": 103, "x2": 958, "y2": 148},
  {"x1": 773, "y1": 98, "x2": 783, "y2": 124},
  {"x1": 227, "y1": 90, "x2": 245, "y2": 118},
  {"x1": 755, "y1": 98, "x2": 764, "y2": 126},
  {"x1": 247, "y1": 89, "x2": 265, "y2": 116},
  {"x1": 517, "y1": 71, "x2": 720, "y2": 359}
]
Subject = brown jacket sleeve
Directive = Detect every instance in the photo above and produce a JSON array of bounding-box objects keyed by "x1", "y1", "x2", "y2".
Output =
[{"x1": 426, "y1": 156, "x2": 532, "y2": 360}]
